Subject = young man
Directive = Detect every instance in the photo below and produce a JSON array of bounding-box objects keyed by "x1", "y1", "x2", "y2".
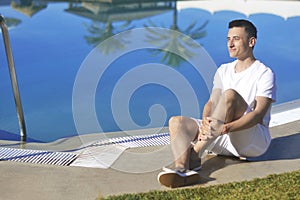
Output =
[{"x1": 158, "y1": 19, "x2": 276, "y2": 188}]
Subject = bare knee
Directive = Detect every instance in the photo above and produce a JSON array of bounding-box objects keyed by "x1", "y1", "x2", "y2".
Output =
[
  {"x1": 169, "y1": 116, "x2": 184, "y2": 131},
  {"x1": 169, "y1": 116, "x2": 194, "y2": 134},
  {"x1": 210, "y1": 89, "x2": 239, "y2": 109},
  {"x1": 169, "y1": 116, "x2": 199, "y2": 136},
  {"x1": 223, "y1": 89, "x2": 239, "y2": 103}
]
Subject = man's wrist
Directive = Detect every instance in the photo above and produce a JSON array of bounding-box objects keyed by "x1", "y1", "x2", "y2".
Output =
[{"x1": 222, "y1": 123, "x2": 230, "y2": 134}]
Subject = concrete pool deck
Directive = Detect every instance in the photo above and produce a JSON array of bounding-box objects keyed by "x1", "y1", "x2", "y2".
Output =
[{"x1": 0, "y1": 103, "x2": 300, "y2": 199}]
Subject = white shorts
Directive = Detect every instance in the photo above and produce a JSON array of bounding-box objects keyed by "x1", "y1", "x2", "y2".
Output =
[{"x1": 191, "y1": 118, "x2": 272, "y2": 158}]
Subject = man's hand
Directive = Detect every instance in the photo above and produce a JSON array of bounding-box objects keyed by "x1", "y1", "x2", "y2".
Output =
[
  {"x1": 198, "y1": 117, "x2": 213, "y2": 141},
  {"x1": 198, "y1": 117, "x2": 225, "y2": 141}
]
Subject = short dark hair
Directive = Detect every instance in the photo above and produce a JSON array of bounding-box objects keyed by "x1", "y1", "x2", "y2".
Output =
[{"x1": 229, "y1": 19, "x2": 257, "y2": 39}]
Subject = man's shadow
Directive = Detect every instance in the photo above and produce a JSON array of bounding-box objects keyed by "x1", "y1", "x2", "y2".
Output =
[{"x1": 197, "y1": 132, "x2": 300, "y2": 184}]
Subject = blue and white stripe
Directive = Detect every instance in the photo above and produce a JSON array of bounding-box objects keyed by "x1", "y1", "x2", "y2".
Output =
[{"x1": 0, "y1": 147, "x2": 77, "y2": 166}]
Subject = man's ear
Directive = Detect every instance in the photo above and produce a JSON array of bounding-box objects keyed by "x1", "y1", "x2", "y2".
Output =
[{"x1": 249, "y1": 37, "x2": 256, "y2": 48}]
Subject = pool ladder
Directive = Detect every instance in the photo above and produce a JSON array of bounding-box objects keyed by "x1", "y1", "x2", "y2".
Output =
[{"x1": 0, "y1": 14, "x2": 27, "y2": 141}]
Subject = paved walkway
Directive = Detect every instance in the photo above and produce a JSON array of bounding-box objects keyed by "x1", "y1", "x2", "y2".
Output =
[{"x1": 0, "y1": 119, "x2": 299, "y2": 200}]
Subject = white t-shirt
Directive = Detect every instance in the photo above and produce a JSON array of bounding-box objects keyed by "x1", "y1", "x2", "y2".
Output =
[{"x1": 213, "y1": 60, "x2": 276, "y2": 128}]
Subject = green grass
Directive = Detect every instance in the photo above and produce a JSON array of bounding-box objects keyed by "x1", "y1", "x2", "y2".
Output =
[{"x1": 98, "y1": 169, "x2": 300, "y2": 200}]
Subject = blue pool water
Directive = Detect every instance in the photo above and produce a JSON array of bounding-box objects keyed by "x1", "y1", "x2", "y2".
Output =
[{"x1": 1, "y1": 1, "x2": 300, "y2": 142}]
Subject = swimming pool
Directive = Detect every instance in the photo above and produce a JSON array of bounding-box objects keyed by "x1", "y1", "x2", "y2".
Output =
[{"x1": 1, "y1": 0, "x2": 300, "y2": 142}]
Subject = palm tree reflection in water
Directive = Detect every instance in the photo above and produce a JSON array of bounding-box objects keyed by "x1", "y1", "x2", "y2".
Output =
[
  {"x1": 84, "y1": 21, "x2": 133, "y2": 54},
  {"x1": 83, "y1": 1, "x2": 208, "y2": 67},
  {"x1": 145, "y1": 2, "x2": 208, "y2": 67}
]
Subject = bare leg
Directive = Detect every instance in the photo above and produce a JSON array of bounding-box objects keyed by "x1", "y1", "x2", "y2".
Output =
[
  {"x1": 211, "y1": 89, "x2": 248, "y2": 123},
  {"x1": 193, "y1": 89, "x2": 248, "y2": 156},
  {"x1": 168, "y1": 116, "x2": 199, "y2": 169}
]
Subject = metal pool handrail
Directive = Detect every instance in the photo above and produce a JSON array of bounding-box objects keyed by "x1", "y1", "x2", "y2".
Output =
[{"x1": 0, "y1": 14, "x2": 27, "y2": 141}]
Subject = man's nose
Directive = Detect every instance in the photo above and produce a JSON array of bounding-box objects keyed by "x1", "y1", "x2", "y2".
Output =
[{"x1": 228, "y1": 39, "x2": 234, "y2": 47}]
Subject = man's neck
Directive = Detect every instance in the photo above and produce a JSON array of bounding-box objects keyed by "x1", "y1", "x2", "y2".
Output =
[{"x1": 235, "y1": 56, "x2": 256, "y2": 73}]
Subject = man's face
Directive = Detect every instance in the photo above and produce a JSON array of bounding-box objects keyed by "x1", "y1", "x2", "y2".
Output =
[{"x1": 227, "y1": 27, "x2": 253, "y2": 60}]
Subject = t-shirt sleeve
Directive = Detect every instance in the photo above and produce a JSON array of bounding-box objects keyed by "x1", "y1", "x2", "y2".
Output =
[
  {"x1": 257, "y1": 68, "x2": 276, "y2": 101},
  {"x1": 213, "y1": 67, "x2": 223, "y2": 91}
]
